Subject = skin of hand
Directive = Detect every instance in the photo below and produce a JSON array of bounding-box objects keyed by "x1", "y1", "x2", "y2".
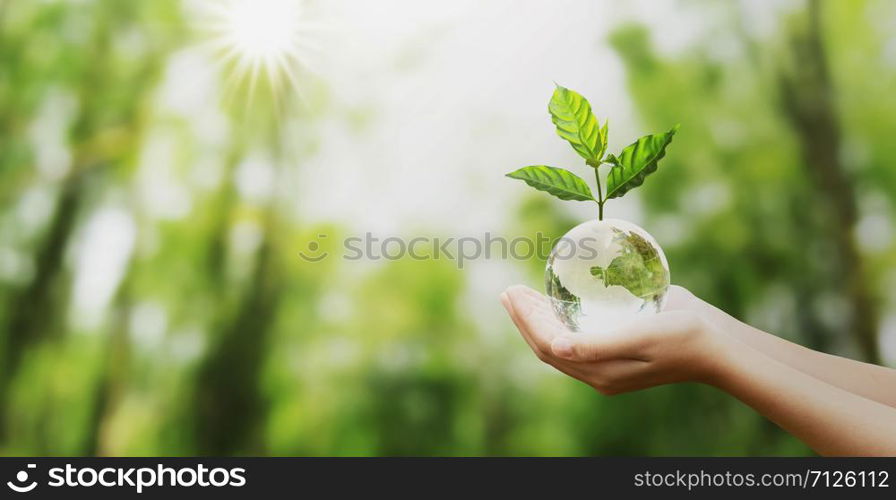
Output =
[
  {"x1": 499, "y1": 285, "x2": 734, "y2": 395},
  {"x1": 663, "y1": 286, "x2": 896, "y2": 408},
  {"x1": 501, "y1": 284, "x2": 896, "y2": 455}
]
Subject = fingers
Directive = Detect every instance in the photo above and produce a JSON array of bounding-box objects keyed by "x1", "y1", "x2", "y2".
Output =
[
  {"x1": 550, "y1": 310, "x2": 703, "y2": 362},
  {"x1": 501, "y1": 284, "x2": 660, "y2": 363},
  {"x1": 503, "y1": 285, "x2": 568, "y2": 348},
  {"x1": 500, "y1": 286, "x2": 590, "y2": 379},
  {"x1": 501, "y1": 284, "x2": 714, "y2": 396},
  {"x1": 500, "y1": 291, "x2": 542, "y2": 356},
  {"x1": 550, "y1": 328, "x2": 650, "y2": 363},
  {"x1": 579, "y1": 359, "x2": 653, "y2": 395}
]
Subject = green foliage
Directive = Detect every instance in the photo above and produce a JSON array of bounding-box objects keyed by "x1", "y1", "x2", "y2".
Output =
[
  {"x1": 505, "y1": 166, "x2": 595, "y2": 201},
  {"x1": 0, "y1": 0, "x2": 893, "y2": 458},
  {"x1": 605, "y1": 125, "x2": 679, "y2": 199},
  {"x1": 589, "y1": 229, "x2": 668, "y2": 299},
  {"x1": 549, "y1": 85, "x2": 606, "y2": 164},
  {"x1": 509, "y1": 85, "x2": 679, "y2": 219}
]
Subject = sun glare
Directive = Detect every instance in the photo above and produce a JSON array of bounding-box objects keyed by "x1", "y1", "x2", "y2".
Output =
[
  {"x1": 197, "y1": 0, "x2": 317, "y2": 101},
  {"x1": 227, "y1": 0, "x2": 298, "y2": 61}
]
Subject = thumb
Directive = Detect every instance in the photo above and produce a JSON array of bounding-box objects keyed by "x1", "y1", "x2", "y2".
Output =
[
  {"x1": 550, "y1": 317, "x2": 663, "y2": 361},
  {"x1": 550, "y1": 310, "x2": 705, "y2": 361}
]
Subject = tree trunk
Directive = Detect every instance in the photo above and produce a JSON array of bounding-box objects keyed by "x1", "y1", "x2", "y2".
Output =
[
  {"x1": 778, "y1": 0, "x2": 879, "y2": 363},
  {"x1": 193, "y1": 222, "x2": 282, "y2": 455}
]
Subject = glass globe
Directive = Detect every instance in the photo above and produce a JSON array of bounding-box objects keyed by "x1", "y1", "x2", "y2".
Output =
[{"x1": 545, "y1": 218, "x2": 669, "y2": 333}]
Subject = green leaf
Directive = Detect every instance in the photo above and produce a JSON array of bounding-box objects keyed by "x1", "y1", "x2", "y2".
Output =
[
  {"x1": 549, "y1": 85, "x2": 605, "y2": 164},
  {"x1": 605, "y1": 125, "x2": 679, "y2": 199},
  {"x1": 599, "y1": 120, "x2": 609, "y2": 156},
  {"x1": 506, "y1": 166, "x2": 595, "y2": 202}
]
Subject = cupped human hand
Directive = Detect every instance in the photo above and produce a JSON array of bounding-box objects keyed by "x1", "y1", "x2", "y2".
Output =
[{"x1": 500, "y1": 285, "x2": 736, "y2": 395}]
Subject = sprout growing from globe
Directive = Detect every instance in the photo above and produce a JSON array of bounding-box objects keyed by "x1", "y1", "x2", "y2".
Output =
[{"x1": 507, "y1": 85, "x2": 678, "y2": 332}]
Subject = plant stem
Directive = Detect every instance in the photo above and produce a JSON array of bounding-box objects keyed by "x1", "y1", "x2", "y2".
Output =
[{"x1": 593, "y1": 164, "x2": 604, "y2": 221}]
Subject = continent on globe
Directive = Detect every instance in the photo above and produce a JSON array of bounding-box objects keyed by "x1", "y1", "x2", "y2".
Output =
[
  {"x1": 544, "y1": 219, "x2": 670, "y2": 332},
  {"x1": 588, "y1": 228, "x2": 667, "y2": 301}
]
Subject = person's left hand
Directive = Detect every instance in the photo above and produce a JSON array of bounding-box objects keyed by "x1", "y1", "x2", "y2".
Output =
[{"x1": 500, "y1": 285, "x2": 733, "y2": 395}]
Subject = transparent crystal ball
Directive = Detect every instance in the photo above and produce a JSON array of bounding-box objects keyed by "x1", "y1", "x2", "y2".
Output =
[{"x1": 545, "y1": 218, "x2": 670, "y2": 333}]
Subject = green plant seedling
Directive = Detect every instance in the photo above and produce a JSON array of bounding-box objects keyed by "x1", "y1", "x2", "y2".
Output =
[{"x1": 507, "y1": 84, "x2": 679, "y2": 220}]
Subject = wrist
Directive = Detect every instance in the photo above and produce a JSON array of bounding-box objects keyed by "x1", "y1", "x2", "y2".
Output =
[{"x1": 692, "y1": 319, "x2": 743, "y2": 387}]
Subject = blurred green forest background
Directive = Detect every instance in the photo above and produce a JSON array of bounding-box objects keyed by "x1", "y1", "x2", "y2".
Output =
[{"x1": 1, "y1": 0, "x2": 895, "y2": 455}]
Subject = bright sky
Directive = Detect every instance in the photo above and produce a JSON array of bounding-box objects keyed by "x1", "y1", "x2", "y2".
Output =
[{"x1": 293, "y1": 0, "x2": 710, "y2": 235}]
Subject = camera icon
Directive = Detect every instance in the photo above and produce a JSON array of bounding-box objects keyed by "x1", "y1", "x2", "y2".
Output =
[{"x1": 7, "y1": 464, "x2": 37, "y2": 493}]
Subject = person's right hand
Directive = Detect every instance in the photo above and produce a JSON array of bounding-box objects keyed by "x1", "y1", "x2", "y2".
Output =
[
  {"x1": 500, "y1": 285, "x2": 737, "y2": 395},
  {"x1": 502, "y1": 283, "x2": 896, "y2": 456}
]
